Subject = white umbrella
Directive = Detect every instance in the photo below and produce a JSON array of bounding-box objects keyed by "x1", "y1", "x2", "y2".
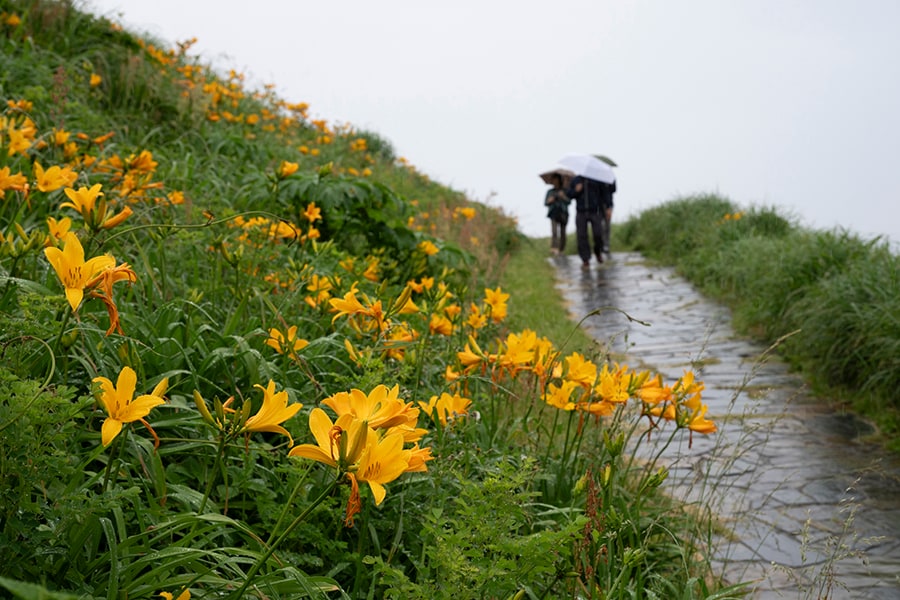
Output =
[{"x1": 557, "y1": 153, "x2": 616, "y2": 184}]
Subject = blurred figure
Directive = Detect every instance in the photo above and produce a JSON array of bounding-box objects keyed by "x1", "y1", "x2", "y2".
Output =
[
  {"x1": 544, "y1": 173, "x2": 570, "y2": 254},
  {"x1": 567, "y1": 175, "x2": 615, "y2": 267}
]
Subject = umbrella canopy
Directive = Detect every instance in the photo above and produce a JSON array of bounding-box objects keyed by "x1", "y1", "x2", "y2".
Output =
[
  {"x1": 539, "y1": 168, "x2": 574, "y2": 188},
  {"x1": 558, "y1": 153, "x2": 616, "y2": 184}
]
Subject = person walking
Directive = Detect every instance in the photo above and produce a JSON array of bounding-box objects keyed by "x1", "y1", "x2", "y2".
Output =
[
  {"x1": 544, "y1": 173, "x2": 570, "y2": 253},
  {"x1": 567, "y1": 175, "x2": 615, "y2": 268}
]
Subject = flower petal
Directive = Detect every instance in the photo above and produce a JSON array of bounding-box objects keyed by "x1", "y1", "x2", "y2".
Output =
[
  {"x1": 288, "y1": 444, "x2": 337, "y2": 467},
  {"x1": 118, "y1": 394, "x2": 165, "y2": 423},
  {"x1": 102, "y1": 418, "x2": 123, "y2": 446}
]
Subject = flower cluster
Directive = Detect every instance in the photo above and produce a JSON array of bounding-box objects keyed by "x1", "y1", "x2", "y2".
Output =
[
  {"x1": 290, "y1": 384, "x2": 433, "y2": 524},
  {"x1": 455, "y1": 328, "x2": 717, "y2": 440}
]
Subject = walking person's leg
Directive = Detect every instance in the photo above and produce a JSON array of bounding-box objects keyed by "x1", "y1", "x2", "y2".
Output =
[
  {"x1": 589, "y1": 212, "x2": 604, "y2": 263},
  {"x1": 550, "y1": 219, "x2": 560, "y2": 252},
  {"x1": 575, "y1": 212, "x2": 590, "y2": 267},
  {"x1": 558, "y1": 214, "x2": 568, "y2": 253},
  {"x1": 601, "y1": 216, "x2": 610, "y2": 254}
]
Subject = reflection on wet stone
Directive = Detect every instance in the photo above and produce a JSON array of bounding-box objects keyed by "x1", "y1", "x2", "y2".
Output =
[{"x1": 552, "y1": 252, "x2": 900, "y2": 598}]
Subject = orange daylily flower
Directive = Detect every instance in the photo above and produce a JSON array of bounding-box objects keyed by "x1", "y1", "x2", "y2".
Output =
[
  {"x1": 322, "y1": 385, "x2": 418, "y2": 430},
  {"x1": 483, "y1": 286, "x2": 509, "y2": 322},
  {"x1": 303, "y1": 202, "x2": 321, "y2": 223},
  {"x1": 241, "y1": 380, "x2": 304, "y2": 445},
  {"x1": 88, "y1": 262, "x2": 137, "y2": 335},
  {"x1": 266, "y1": 325, "x2": 309, "y2": 358},
  {"x1": 277, "y1": 160, "x2": 299, "y2": 178},
  {"x1": 43, "y1": 232, "x2": 115, "y2": 312},
  {"x1": 93, "y1": 366, "x2": 168, "y2": 447},
  {"x1": 34, "y1": 162, "x2": 78, "y2": 192},
  {"x1": 418, "y1": 392, "x2": 472, "y2": 426},
  {"x1": 0, "y1": 166, "x2": 27, "y2": 193}
]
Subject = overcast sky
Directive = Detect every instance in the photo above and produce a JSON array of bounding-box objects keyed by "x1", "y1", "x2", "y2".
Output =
[{"x1": 84, "y1": 0, "x2": 900, "y2": 245}]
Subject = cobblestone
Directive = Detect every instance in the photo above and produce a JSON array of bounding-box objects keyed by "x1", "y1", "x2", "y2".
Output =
[{"x1": 553, "y1": 252, "x2": 900, "y2": 598}]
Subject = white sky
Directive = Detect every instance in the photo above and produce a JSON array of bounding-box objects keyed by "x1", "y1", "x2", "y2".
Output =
[{"x1": 83, "y1": 0, "x2": 900, "y2": 244}]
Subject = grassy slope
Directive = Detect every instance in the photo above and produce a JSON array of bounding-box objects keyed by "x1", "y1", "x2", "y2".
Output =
[
  {"x1": 503, "y1": 236, "x2": 596, "y2": 354},
  {"x1": 0, "y1": 3, "x2": 737, "y2": 597}
]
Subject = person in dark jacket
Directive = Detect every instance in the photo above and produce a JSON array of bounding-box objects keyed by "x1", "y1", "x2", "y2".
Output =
[
  {"x1": 567, "y1": 175, "x2": 615, "y2": 267},
  {"x1": 544, "y1": 173, "x2": 570, "y2": 253}
]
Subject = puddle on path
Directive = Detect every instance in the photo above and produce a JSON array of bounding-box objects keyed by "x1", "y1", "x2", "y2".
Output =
[{"x1": 552, "y1": 252, "x2": 900, "y2": 599}]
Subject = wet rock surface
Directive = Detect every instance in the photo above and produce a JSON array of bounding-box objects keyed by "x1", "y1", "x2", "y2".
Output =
[{"x1": 552, "y1": 252, "x2": 900, "y2": 599}]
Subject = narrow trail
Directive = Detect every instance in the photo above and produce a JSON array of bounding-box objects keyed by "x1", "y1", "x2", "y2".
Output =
[{"x1": 552, "y1": 251, "x2": 900, "y2": 599}]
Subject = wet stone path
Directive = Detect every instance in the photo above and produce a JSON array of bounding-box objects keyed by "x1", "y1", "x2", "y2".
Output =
[{"x1": 552, "y1": 252, "x2": 900, "y2": 599}]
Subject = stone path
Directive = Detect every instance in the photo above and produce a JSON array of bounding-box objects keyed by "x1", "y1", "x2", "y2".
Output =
[{"x1": 552, "y1": 252, "x2": 900, "y2": 599}]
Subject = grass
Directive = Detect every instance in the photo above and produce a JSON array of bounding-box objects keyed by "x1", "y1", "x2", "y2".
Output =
[
  {"x1": 501, "y1": 235, "x2": 595, "y2": 354},
  {"x1": 0, "y1": 2, "x2": 748, "y2": 598}
]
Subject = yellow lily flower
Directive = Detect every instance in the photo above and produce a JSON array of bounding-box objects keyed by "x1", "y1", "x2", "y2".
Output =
[
  {"x1": 60, "y1": 183, "x2": 133, "y2": 230},
  {"x1": 483, "y1": 286, "x2": 509, "y2": 322},
  {"x1": 636, "y1": 373, "x2": 672, "y2": 407},
  {"x1": 545, "y1": 380, "x2": 579, "y2": 411},
  {"x1": 466, "y1": 302, "x2": 488, "y2": 330},
  {"x1": 61, "y1": 183, "x2": 103, "y2": 214},
  {"x1": 405, "y1": 444, "x2": 434, "y2": 473},
  {"x1": 497, "y1": 330, "x2": 538, "y2": 375},
  {"x1": 0, "y1": 166, "x2": 27, "y2": 193},
  {"x1": 429, "y1": 314, "x2": 453, "y2": 336},
  {"x1": 100, "y1": 205, "x2": 133, "y2": 230},
  {"x1": 329, "y1": 286, "x2": 366, "y2": 322},
  {"x1": 277, "y1": 160, "x2": 299, "y2": 178},
  {"x1": 33, "y1": 162, "x2": 78, "y2": 192},
  {"x1": 418, "y1": 392, "x2": 472, "y2": 426},
  {"x1": 352, "y1": 430, "x2": 409, "y2": 506},
  {"x1": 683, "y1": 398, "x2": 717, "y2": 435},
  {"x1": 93, "y1": 366, "x2": 168, "y2": 447},
  {"x1": 45, "y1": 216, "x2": 72, "y2": 246},
  {"x1": 595, "y1": 363, "x2": 631, "y2": 404},
  {"x1": 564, "y1": 352, "x2": 597, "y2": 388},
  {"x1": 265, "y1": 325, "x2": 309, "y2": 358},
  {"x1": 241, "y1": 380, "x2": 303, "y2": 445},
  {"x1": 288, "y1": 408, "x2": 368, "y2": 470},
  {"x1": 43, "y1": 232, "x2": 115, "y2": 312},
  {"x1": 52, "y1": 128, "x2": 70, "y2": 146},
  {"x1": 457, "y1": 341, "x2": 486, "y2": 373},
  {"x1": 303, "y1": 202, "x2": 322, "y2": 223},
  {"x1": 362, "y1": 258, "x2": 379, "y2": 282},
  {"x1": 322, "y1": 385, "x2": 418, "y2": 430},
  {"x1": 417, "y1": 240, "x2": 439, "y2": 256}
]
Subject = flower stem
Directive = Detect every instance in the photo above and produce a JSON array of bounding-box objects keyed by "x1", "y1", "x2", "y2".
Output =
[
  {"x1": 102, "y1": 426, "x2": 127, "y2": 493},
  {"x1": 266, "y1": 462, "x2": 313, "y2": 546},
  {"x1": 51, "y1": 306, "x2": 73, "y2": 359},
  {"x1": 231, "y1": 475, "x2": 341, "y2": 599},
  {"x1": 198, "y1": 435, "x2": 227, "y2": 514}
]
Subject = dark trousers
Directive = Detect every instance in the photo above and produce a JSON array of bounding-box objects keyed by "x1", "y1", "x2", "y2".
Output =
[
  {"x1": 550, "y1": 215, "x2": 568, "y2": 252},
  {"x1": 575, "y1": 210, "x2": 605, "y2": 263}
]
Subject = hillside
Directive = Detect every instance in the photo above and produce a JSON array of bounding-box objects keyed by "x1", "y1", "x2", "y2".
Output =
[{"x1": 0, "y1": 2, "x2": 735, "y2": 598}]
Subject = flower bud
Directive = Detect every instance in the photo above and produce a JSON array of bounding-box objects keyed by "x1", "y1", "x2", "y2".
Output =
[
  {"x1": 603, "y1": 430, "x2": 625, "y2": 458},
  {"x1": 193, "y1": 390, "x2": 216, "y2": 426}
]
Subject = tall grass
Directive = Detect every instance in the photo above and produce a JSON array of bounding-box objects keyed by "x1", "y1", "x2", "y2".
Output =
[{"x1": 617, "y1": 193, "x2": 900, "y2": 447}]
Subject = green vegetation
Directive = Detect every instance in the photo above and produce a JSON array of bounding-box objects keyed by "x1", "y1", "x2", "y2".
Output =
[
  {"x1": 0, "y1": 1, "x2": 744, "y2": 598},
  {"x1": 615, "y1": 193, "x2": 900, "y2": 449},
  {"x1": 501, "y1": 236, "x2": 596, "y2": 353}
]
